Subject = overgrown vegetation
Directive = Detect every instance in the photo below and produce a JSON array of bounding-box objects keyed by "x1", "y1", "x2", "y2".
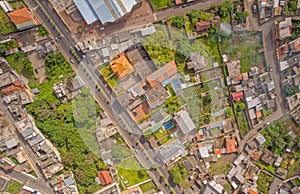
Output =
[
  {"x1": 150, "y1": 0, "x2": 175, "y2": 10},
  {"x1": 38, "y1": 26, "x2": 49, "y2": 36},
  {"x1": 6, "y1": 52, "x2": 35, "y2": 81},
  {"x1": 170, "y1": 162, "x2": 188, "y2": 185},
  {"x1": 257, "y1": 172, "x2": 273, "y2": 194},
  {"x1": 0, "y1": 8, "x2": 17, "y2": 35},
  {"x1": 26, "y1": 53, "x2": 105, "y2": 193}
]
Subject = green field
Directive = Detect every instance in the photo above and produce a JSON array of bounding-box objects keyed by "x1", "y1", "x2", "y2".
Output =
[
  {"x1": 116, "y1": 156, "x2": 149, "y2": 187},
  {"x1": 140, "y1": 181, "x2": 157, "y2": 192},
  {"x1": 150, "y1": 0, "x2": 175, "y2": 10},
  {"x1": 0, "y1": 8, "x2": 17, "y2": 35},
  {"x1": 5, "y1": 181, "x2": 22, "y2": 194}
]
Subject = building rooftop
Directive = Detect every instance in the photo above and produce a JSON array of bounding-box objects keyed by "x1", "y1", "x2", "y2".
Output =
[
  {"x1": 5, "y1": 138, "x2": 18, "y2": 149},
  {"x1": 158, "y1": 139, "x2": 186, "y2": 164},
  {"x1": 97, "y1": 170, "x2": 113, "y2": 186},
  {"x1": 226, "y1": 139, "x2": 237, "y2": 153},
  {"x1": 110, "y1": 53, "x2": 135, "y2": 79},
  {"x1": 195, "y1": 20, "x2": 211, "y2": 32},
  {"x1": 74, "y1": 0, "x2": 137, "y2": 24},
  {"x1": 174, "y1": 110, "x2": 196, "y2": 135},
  {"x1": 145, "y1": 84, "x2": 169, "y2": 108},
  {"x1": 187, "y1": 52, "x2": 209, "y2": 71},
  {"x1": 146, "y1": 60, "x2": 177, "y2": 88}
]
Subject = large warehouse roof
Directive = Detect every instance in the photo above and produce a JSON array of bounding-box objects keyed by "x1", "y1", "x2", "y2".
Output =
[{"x1": 74, "y1": 0, "x2": 137, "y2": 24}]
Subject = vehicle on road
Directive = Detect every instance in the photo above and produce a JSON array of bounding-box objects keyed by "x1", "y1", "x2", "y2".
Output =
[
  {"x1": 258, "y1": 127, "x2": 263, "y2": 131},
  {"x1": 55, "y1": 37, "x2": 60, "y2": 42}
]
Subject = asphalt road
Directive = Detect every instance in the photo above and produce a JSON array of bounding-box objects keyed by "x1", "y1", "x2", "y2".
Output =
[{"x1": 0, "y1": 168, "x2": 52, "y2": 193}]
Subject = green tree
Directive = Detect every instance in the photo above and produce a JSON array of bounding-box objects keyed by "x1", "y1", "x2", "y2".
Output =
[
  {"x1": 172, "y1": 15, "x2": 185, "y2": 29},
  {"x1": 235, "y1": 11, "x2": 249, "y2": 23},
  {"x1": 0, "y1": 44, "x2": 7, "y2": 56},
  {"x1": 218, "y1": 0, "x2": 234, "y2": 17},
  {"x1": 189, "y1": 10, "x2": 201, "y2": 21},
  {"x1": 288, "y1": 0, "x2": 297, "y2": 12}
]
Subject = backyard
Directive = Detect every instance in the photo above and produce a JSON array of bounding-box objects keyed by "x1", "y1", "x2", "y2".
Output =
[
  {"x1": 219, "y1": 31, "x2": 265, "y2": 72},
  {"x1": 139, "y1": 181, "x2": 157, "y2": 192},
  {"x1": 210, "y1": 153, "x2": 236, "y2": 176},
  {"x1": 234, "y1": 101, "x2": 250, "y2": 137},
  {"x1": 257, "y1": 172, "x2": 274, "y2": 194},
  {"x1": 0, "y1": 8, "x2": 17, "y2": 35},
  {"x1": 116, "y1": 156, "x2": 149, "y2": 188},
  {"x1": 6, "y1": 52, "x2": 36, "y2": 82}
]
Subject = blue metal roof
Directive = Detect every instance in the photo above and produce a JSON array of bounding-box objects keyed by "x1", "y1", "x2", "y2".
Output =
[
  {"x1": 73, "y1": 0, "x2": 98, "y2": 25},
  {"x1": 88, "y1": 0, "x2": 115, "y2": 24}
]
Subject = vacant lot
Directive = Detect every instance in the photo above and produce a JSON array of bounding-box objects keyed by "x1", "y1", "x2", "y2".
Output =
[
  {"x1": 220, "y1": 31, "x2": 265, "y2": 72},
  {"x1": 116, "y1": 156, "x2": 149, "y2": 187},
  {"x1": 0, "y1": 8, "x2": 17, "y2": 35}
]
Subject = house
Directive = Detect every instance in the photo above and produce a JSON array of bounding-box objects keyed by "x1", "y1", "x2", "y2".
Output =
[
  {"x1": 231, "y1": 92, "x2": 244, "y2": 102},
  {"x1": 97, "y1": 170, "x2": 113, "y2": 186},
  {"x1": 145, "y1": 84, "x2": 169, "y2": 108},
  {"x1": 158, "y1": 140, "x2": 186, "y2": 165},
  {"x1": 226, "y1": 138, "x2": 237, "y2": 153},
  {"x1": 187, "y1": 52, "x2": 209, "y2": 72},
  {"x1": 199, "y1": 146, "x2": 209, "y2": 158},
  {"x1": 5, "y1": 138, "x2": 18, "y2": 150},
  {"x1": 211, "y1": 16, "x2": 221, "y2": 29},
  {"x1": 203, "y1": 180, "x2": 224, "y2": 194},
  {"x1": 182, "y1": 155, "x2": 198, "y2": 171},
  {"x1": 146, "y1": 60, "x2": 177, "y2": 88},
  {"x1": 227, "y1": 60, "x2": 241, "y2": 82},
  {"x1": 110, "y1": 53, "x2": 135, "y2": 79},
  {"x1": 174, "y1": 110, "x2": 196, "y2": 135},
  {"x1": 274, "y1": 157, "x2": 282, "y2": 167},
  {"x1": 254, "y1": 133, "x2": 266, "y2": 147},
  {"x1": 261, "y1": 150, "x2": 277, "y2": 165},
  {"x1": 8, "y1": 8, "x2": 38, "y2": 30},
  {"x1": 276, "y1": 17, "x2": 292, "y2": 39},
  {"x1": 195, "y1": 20, "x2": 211, "y2": 33},
  {"x1": 276, "y1": 167, "x2": 287, "y2": 177},
  {"x1": 245, "y1": 165, "x2": 258, "y2": 181},
  {"x1": 248, "y1": 189, "x2": 259, "y2": 194}
]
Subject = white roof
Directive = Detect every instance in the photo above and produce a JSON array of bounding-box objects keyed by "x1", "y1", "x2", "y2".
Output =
[
  {"x1": 199, "y1": 146, "x2": 209, "y2": 158},
  {"x1": 174, "y1": 110, "x2": 196, "y2": 135},
  {"x1": 141, "y1": 26, "x2": 156, "y2": 36}
]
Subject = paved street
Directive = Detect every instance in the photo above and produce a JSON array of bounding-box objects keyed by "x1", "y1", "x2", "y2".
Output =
[{"x1": 0, "y1": 168, "x2": 52, "y2": 193}]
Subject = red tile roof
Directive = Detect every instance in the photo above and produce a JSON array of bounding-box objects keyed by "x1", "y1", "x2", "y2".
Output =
[
  {"x1": 248, "y1": 189, "x2": 259, "y2": 194},
  {"x1": 251, "y1": 152, "x2": 261, "y2": 161},
  {"x1": 8, "y1": 8, "x2": 34, "y2": 25},
  {"x1": 214, "y1": 149, "x2": 222, "y2": 155},
  {"x1": 231, "y1": 92, "x2": 244, "y2": 102},
  {"x1": 146, "y1": 60, "x2": 177, "y2": 88},
  {"x1": 195, "y1": 20, "x2": 211, "y2": 32},
  {"x1": 175, "y1": 0, "x2": 182, "y2": 4},
  {"x1": 98, "y1": 171, "x2": 113, "y2": 186},
  {"x1": 226, "y1": 139, "x2": 237, "y2": 153}
]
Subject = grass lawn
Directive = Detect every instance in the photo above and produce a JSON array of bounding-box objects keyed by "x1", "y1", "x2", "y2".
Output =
[
  {"x1": 257, "y1": 172, "x2": 273, "y2": 194},
  {"x1": 140, "y1": 181, "x2": 157, "y2": 192},
  {"x1": 0, "y1": 39, "x2": 19, "y2": 50},
  {"x1": 292, "y1": 178, "x2": 300, "y2": 187},
  {"x1": 5, "y1": 181, "x2": 22, "y2": 194},
  {"x1": 6, "y1": 52, "x2": 36, "y2": 81},
  {"x1": 159, "y1": 135, "x2": 172, "y2": 145},
  {"x1": 99, "y1": 63, "x2": 113, "y2": 78},
  {"x1": 240, "y1": 57, "x2": 252, "y2": 73},
  {"x1": 116, "y1": 156, "x2": 149, "y2": 187},
  {"x1": 154, "y1": 129, "x2": 167, "y2": 139},
  {"x1": 150, "y1": 0, "x2": 174, "y2": 10},
  {"x1": 0, "y1": 8, "x2": 17, "y2": 35},
  {"x1": 107, "y1": 75, "x2": 118, "y2": 88}
]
